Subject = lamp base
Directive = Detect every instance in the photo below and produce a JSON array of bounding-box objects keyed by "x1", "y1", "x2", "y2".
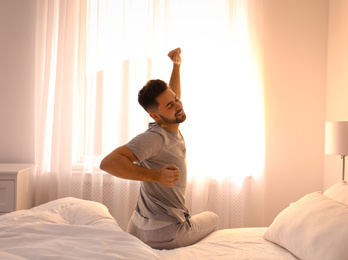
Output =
[{"x1": 341, "y1": 155, "x2": 347, "y2": 181}]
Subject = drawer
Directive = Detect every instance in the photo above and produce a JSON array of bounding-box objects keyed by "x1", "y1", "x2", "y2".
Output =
[{"x1": 0, "y1": 180, "x2": 15, "y2": 213}]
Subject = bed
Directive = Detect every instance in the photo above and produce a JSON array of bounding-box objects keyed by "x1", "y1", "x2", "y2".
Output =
[{"x1": 1, "y1": 181, "x2": 347, "y2": 260}]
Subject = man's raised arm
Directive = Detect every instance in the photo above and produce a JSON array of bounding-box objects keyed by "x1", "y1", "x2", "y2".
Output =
[{"x1": 168, "y1": 48, "x2": 182, "y2": 99}]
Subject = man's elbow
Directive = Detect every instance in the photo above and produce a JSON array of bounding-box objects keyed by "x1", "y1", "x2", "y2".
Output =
[{"x1": 99, "y1": 157, "x2": 110, "y2": 172}]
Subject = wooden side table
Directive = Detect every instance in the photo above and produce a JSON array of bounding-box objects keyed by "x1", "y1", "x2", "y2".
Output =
[{"x1": 0, "y1": 164, "x2": 36, "y2": 215}]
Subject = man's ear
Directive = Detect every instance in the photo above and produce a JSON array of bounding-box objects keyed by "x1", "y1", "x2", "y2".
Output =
[{"x1": 149, "y1": 112, "x2": 158, "y2": 121}]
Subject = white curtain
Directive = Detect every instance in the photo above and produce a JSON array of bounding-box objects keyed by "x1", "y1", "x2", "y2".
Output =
[{"x1": 35, "y1": 0, "x2": 264, "y2": 230}]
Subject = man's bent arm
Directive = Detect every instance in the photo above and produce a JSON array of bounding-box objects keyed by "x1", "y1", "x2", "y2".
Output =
[
  {"x1": 100, "y1": 145, "x2": 159, "y2": 182},
  {"x1": 100, "y1": 145, "x2": 180, "y2": 187}
]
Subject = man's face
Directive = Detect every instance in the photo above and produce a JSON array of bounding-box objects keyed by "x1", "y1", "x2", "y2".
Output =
[{"x1": 154, "y1": 88, "x2": 186, "y2": 124}]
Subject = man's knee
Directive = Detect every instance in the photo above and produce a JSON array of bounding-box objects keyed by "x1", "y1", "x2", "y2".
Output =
[
  {"x1": 191, "y1": 211, "x2": 219, "y2": 232},
  {"x1": 205, "y1": 211, "x2": 219, "y2": 231}
]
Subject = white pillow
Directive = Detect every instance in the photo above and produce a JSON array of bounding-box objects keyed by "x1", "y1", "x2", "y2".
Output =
[
  {"x1": 324, "y1": 181, "x2": 348, "y2": 206},
  {"x1": 264, "y1": 192, "x2": 348, "y2": 260}
]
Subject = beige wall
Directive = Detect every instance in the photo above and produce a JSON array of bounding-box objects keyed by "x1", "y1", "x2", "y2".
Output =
[
  {"x1": 263, "y1": 0, "x2": 328, "y2": 225},
  {"x1": 324, "y1": 0, "x2": 348, "y2": 188},
  {"x1": 0, "y1": 0, "x2": 36, "y2": 163}
]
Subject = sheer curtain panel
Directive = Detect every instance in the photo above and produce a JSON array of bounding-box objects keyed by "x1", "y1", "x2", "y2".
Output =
[
  {"x1": 35, "y1": 0, "x2": 81, "y2": 204},
  {"x1": 34, "y1": 0, "x2": 265, "y2": 230}
]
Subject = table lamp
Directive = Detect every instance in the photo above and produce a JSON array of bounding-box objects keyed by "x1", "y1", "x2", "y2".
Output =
[{"x1": 325, "y1": 121, "x2": 348, "y2": 181}]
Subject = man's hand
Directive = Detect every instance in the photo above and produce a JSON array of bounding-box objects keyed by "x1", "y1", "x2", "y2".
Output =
[
  {"x1": 168, "y1": 48, "x2": 182, "y2": 65},
  {"x1": 158, "y1": 164, "x2": 180, "y2": 187}
]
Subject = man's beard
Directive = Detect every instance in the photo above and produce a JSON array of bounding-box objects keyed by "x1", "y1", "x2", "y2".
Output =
[{"x1": 159, "y1": 110, "x2": 186, "y2": 124}]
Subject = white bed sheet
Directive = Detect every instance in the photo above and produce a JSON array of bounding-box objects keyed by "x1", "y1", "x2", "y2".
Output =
[
  {"x1": 158, "y1": 228, "x2": 299, "y2": 260},
  {"x1": 0, "y1": 197, "x2": 298, "y2": 260}
]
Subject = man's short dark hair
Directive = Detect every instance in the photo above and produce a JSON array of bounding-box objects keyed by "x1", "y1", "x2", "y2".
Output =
[{"x1": 138, "y1": 79, "x2": 168, "y2": 112}]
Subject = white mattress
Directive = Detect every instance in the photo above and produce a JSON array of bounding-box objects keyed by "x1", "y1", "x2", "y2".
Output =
[
  {"x1": 0, "y1": 197, "x2": 298, "y2": 260},
  {"x1": 160, "y1": 228, "x2": 298, "y2": 260}
]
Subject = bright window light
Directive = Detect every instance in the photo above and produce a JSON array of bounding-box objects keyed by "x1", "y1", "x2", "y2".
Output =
[{"x1": 73, "y1": 0, "x2": 264, "y2": 182}]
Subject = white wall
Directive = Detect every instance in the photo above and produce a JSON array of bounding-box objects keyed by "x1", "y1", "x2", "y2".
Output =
[
  {"x1": 0, "y1": 0, "x2": 334, "y2": 226},
  {"x1": 324, "y1": 0, "x2": 348, "y2": 188},
  {"x1": 0, "y1": 0, "x2": 36, "y2": 164}
]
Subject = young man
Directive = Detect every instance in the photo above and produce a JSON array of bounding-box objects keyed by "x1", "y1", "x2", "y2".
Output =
[{"x1": 100, "y1": 48, "x2": 218, "y2": 250}]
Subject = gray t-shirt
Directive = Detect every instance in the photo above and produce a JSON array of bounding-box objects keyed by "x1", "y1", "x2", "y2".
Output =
[{"x1": 126, "y1": 122, "x2": 189, "y2": 224}]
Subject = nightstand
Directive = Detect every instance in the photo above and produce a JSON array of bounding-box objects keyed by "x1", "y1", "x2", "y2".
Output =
[{"x1": 0, "y1": 164, "x2": 36, "y2": 215}]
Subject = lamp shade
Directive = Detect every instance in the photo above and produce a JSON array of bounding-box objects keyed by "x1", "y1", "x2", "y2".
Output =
[{"x1": 325, "y1": 121, "x2": 348, "y2": 155}]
